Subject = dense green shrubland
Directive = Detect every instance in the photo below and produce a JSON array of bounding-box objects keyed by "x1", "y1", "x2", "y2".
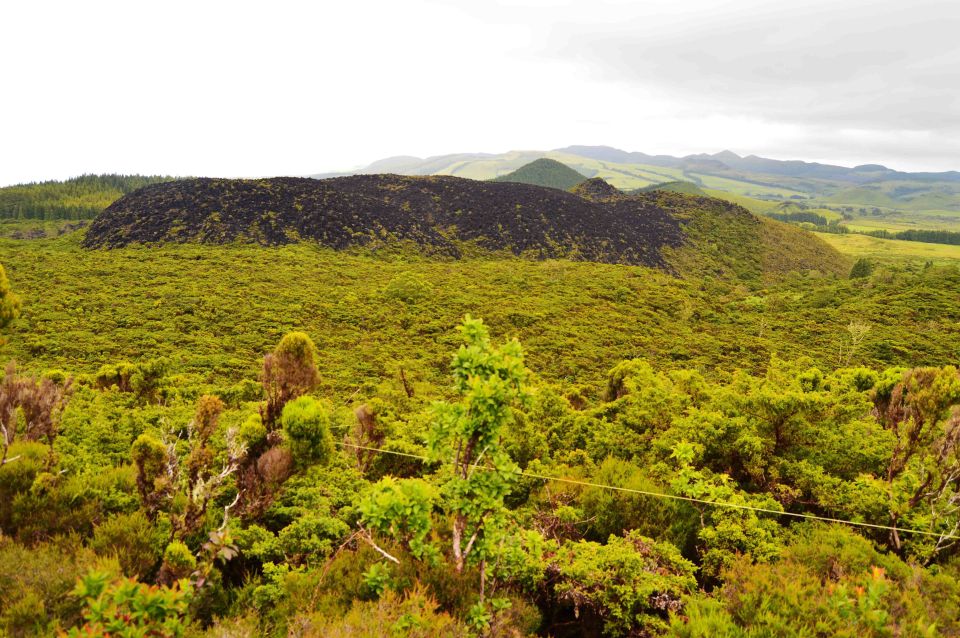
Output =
[{"x1": 5, "y1": 232, "x2": 960, "y2": 636}]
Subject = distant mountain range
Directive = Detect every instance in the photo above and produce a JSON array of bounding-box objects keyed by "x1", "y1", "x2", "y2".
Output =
[
  {"x1": 555, "y1": 146, "x2": 960, "y2": 184},
  {"x1": 315, "y1": 145, "x2": 960, "y2": 185},
  {"x1": 311, "y1": 147, "x2": 960, "y2": 226}
]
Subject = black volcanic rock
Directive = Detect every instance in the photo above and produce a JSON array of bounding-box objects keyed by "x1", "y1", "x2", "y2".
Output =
[{"x1": 83, "y1": 175, "x2": 689, "y2": 268}]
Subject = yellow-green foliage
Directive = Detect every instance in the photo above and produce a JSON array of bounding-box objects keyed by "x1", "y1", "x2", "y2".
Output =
[
  {"x1": 299, "y1": 586, "x2": 471, "y2": 637},
  {"x1": 818, "y1": 230, "x2": 960, "y2": 264},
  {"x1": 0, "y1": 262, "x2": 19, "y2": 335},
  {"x1": 661, "y1": 191, "x2": 849, "y2": 281},
  {"x1": 91, "y1": 510, "x2": 164, "y2": 578},
  {"x1": 758, "y1": 216, "x2": 852, "y2": 279},
  {"x1": 9, "y1": 219, "x2": 960, "y2": 637},
  {"x1": 162, "y1": 541, "x2": 197, "y2": 577},
  {"x1": 670, "y1": 525, "x2": 960, "y2": 637},
  {"x1": 2, "y1": 230, "x2": 927, "y2": 403},
  {"x1": 281, "y1": 396, "x2": 333, "y2": 465},
  {"x1": 0, "y1": 536, "x2": 106, "y2": 637}
]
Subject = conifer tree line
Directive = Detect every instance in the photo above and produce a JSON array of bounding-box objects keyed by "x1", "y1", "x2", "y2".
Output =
[{"x1": 0, "y1": 175, "x2": 175, "y2": 220}]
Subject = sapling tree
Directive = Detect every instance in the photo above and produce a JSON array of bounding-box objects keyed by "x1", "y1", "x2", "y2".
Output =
[
  {"x1": 260, "y1": 331, "x2": 320, "y2": 429},
  {"x1": 429, "y1": 315, "x2": 529, "y2": 574},
  {"x1": 359, "y1": 316, "x2": 529, "y2": 594},
  {"x1": 237, "y1": 331, "x2": 323, "y2": 518}
]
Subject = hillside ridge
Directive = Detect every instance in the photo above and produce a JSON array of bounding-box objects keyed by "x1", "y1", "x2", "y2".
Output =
[
  {"x1": 83, "y1": 174, "x2": 850, "y2": 281},
  {"x1": 84, "y1": 175, "x2": 688, "y2": 269}
]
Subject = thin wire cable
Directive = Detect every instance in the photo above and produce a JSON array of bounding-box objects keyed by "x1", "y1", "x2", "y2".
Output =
[{"x1": 336, "y1": 440, "x2": 960, "y2": 541}]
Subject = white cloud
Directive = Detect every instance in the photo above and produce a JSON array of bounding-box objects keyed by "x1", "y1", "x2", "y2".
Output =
[{"x1": 1, "y1": 0, "x2": 958, "y2": 185}]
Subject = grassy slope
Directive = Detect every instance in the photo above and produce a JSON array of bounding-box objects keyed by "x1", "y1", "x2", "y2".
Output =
[
  {"x1": 702, "y1": 189, "x2": 780, "y2": 214},
  {"x1": 651, "y1": 191, "x2": 849, "y2": 282},
  {"x1": 816, "y1": 231, "x2": 960, "y2": 264},
  {"x1": 758, "y1": 217, "x2": 852, "y2": 276},
  {"x1": 636, "y1": 181, "x2": 708, "y2": 196}
]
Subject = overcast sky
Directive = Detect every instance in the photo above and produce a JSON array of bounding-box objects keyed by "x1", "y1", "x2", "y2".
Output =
[{"x1": 2, "y1": 0, "x2": 959, "y2": 185}]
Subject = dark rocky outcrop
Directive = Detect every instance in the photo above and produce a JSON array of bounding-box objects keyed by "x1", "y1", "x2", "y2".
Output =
[{"x1": 83, "y1": 175, "x2": 688, "y2": 268}]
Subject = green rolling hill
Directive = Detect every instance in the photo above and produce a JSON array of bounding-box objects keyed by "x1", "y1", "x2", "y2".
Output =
[{"x1": 490, "y1": 158, "x2": 588, "y2": 190}]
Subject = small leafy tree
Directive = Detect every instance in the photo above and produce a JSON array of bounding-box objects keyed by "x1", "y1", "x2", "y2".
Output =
[
  {"x1": 850, "y1": 257, "x2": 874, "y2": 279},
  {"x1": 358, "y1": 477, "x2": 439, "y2": 563},
  {"x1": 428, "y1": 315, "x2": 529, "y2": 574},
  {"x1": 236, "y1": 331, "x2": 321, "y2": 518},
  {"x1": 261, "y1": 331, "x2": 319, "y2": 429},
  {"x1": 359, "y1": 315, "x2": 529, "y2": 614}
]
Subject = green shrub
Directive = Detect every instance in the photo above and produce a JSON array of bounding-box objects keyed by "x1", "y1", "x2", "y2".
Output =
[
  {"x1": 233, "y1": 524, "x2": 283, "y2": 565},
  {"x1": 162, "y1": 540, "x2": 197, "y2": 577},
  {"x1": 0, "y1": 536, "x2": 102, "y2": 636},
  {"x1": 275, "y1": 331, "x2": 319, "y2": 363},
  {"x1": 669, "y1": 525, "x2": 959, "y2": 637},
  {"x1": 580, "y1": 457, "x2": 698, "y2": 548},
  {"x1": 300, "y1": 585, "x2": 469, "y2": 637},
  {"x1": 94, "y1": 361, "x2": 135, "y2": 391},
  {"x1": 0, "y1": 441, "x2": 47, "y2": 531},
  {"x1": 277, "y1": 514, "x2": 350, "y2": 565},
  {"x1": 239, "y1": 412, "x2": 268, "y2": 449},
  {"x1": 0, "y1": 262, "x2": 20, "y2": 335},
  {"x1": 384, "y1": 272, "x2": 432, "y2": 304},
  {"x1": 91, "y1": 511, "x2": 164, "y2": 578},
  {"x1": 1, "y1": 589, "x2": 46, "y2": 638},
  {"x1": 551, "y1": 531, "x2": 696, "y2": 637},
  {"x1": 281, "y1": 396, "x2": 333, "y2": 466},
  {"x1": 66, "y1": 571, "x2": 193, "y2": 637},
  {"x1": 850, "y1": 257, "x2": 874, "y2": 279},
  {"x1": 130, "y1": 357, "x2": 172, "y2": 403},
  {"x1": 10, "y1": 465, "x2": 138, "y2": 542},
  {"x1": 219, "y1": 378, "x2": 262, "y2": 407}
]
